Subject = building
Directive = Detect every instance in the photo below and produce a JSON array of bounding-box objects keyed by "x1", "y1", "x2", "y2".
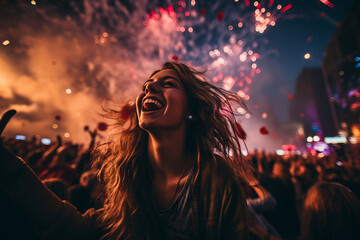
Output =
[
  {"x1": 322, "y1": 0, "x2": 360, "y2": 140},
  {"x1": 290, "y1": 67, "x2": 337, "y2": 141}
]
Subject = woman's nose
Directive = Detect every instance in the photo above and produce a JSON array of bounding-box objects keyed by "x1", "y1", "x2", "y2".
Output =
[{"x1": 145, "y1": 81, "x2": 160, "y2": 94}]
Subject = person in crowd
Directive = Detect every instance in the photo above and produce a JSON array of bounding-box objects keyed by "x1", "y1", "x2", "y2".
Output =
[
  {"x1": 300, "y1": 181, "x2": 360, "y2": 240},
  {"x1": 0, "y1": 61, "x2": 251, "y2": 239},
  {"x1": 260, "y1": 159, "x2": 300, "y2": 239}
]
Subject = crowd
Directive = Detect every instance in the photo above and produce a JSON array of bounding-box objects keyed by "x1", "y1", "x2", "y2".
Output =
[
  {"x1": 1, "y1": 62, "x2": 359, "y2": 240},
  {"x1": 1, "y1": 133, "x2": 359, "y2": 240}
]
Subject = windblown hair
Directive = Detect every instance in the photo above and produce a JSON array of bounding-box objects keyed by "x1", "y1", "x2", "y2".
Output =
[
  {"x1": 95, "y1": 62, "x2": 251, "y2": 239},
  {"x1": 301, "y1": 181, "x2": 360, "y2": 240}
]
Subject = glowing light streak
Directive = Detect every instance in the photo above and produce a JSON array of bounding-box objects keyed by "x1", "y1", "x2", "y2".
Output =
[
  {"x1": 239, "y1": 52, "x2": 247, "y2": 62},
  {"x1": 281, "y1": 4, "x2": 292, "y2": 13},
  {"x1": 2, "y1": 40, "x2": 10, "y2": 45},
  {"x1": 237, "y1": 107, "x2": 246, "y2": 114},
  {"x1": 269, "y1": 0, "x2": 275, "y2": 7},
  {"x1": 223, "y1": 76, "x2": 236, "y2": 90},
  {"x1": 319, "y1": 0, "x2": 334, "y2": 8},
  {"x1": 237, "y1": 90, "x2": 246, "y2": 98}
]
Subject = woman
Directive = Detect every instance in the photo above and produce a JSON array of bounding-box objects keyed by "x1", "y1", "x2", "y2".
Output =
[{"x1": 0, "y1": 62, "x2": 250, "y2": 239}]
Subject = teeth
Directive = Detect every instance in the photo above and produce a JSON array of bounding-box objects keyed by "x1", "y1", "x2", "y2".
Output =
[{"x1": 143, "y1": 98, "x2": 163, "y2": 108}]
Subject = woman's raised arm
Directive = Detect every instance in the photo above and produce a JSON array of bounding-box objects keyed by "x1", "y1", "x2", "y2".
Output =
[{"x1": 0, "y1": 110, "x2": 67, "y2": 229}]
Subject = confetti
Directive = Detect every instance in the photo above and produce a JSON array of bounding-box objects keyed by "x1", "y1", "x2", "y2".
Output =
[
  {"x1": 216, "y1": 11, "x2": 225, "y2": 21},
  {"x1": 259, "y1": 126, "x2": 269, "y2": 135},
  {"x1": 120, "y1": 104, "x2": 133, "y2": 120},
  {"x1": 171, "y1": 54, "x2": 179, "y2": 61},
  {"x1": 97, "y1": 122, "x2": 108, "y2": 131},
  {"x1": 235, "y1": 122, "x2": 247, "y2": 140}
]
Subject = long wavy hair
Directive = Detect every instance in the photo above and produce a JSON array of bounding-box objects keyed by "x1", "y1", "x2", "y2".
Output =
[{"x1": 95, "y1": 62, "x2": 251, "y2": 239}]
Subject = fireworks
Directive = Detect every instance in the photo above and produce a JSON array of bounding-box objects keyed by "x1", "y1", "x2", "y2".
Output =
[
  {"x1": 0, "y1": 0, "x2": 294, "y2": 145},
  {"x1": 140, "y1": 0, "x2": 293, "y2": 105}
]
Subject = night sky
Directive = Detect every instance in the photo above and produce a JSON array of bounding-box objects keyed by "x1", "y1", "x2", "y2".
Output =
[{"x1": 0, "y1": 0, "x2": 354, "y2": 151}]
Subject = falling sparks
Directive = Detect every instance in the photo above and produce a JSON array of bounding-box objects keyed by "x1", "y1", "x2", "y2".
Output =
[
  {"x1": 304, "y1": 53, "x2": 311, "y2": 59},
  {"x1": 31, "y1": 0, "x2": 36, "y2": 5},
  {"x1": 319, "y1": 0, "x2": 334, "y2": 8},
  {"x1": 280, "y1": 4, "x2": 293, "y2": 13}
]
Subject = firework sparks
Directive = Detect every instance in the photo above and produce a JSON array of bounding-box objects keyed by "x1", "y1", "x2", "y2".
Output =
[
  {"x1": 0, "y1": 0, "x2": 293, "y2": 149},
  {"x1": 319, "y1": 0, "x2": 335, "y2": 8}
]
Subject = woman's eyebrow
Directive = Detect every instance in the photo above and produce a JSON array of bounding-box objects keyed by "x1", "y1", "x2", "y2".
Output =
[{"x1": 144, "y1": 76, "x2": 180, "y2": 84}]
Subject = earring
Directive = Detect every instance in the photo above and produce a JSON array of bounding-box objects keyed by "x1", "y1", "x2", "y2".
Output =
[{"x1": 188, "y1": 114, "x2": 193, "y2": 120}]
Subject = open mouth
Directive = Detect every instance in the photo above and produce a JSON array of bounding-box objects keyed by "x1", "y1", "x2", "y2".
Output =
[{"x1": 142, "y1": 98, "x2": 164, "y2": 112}]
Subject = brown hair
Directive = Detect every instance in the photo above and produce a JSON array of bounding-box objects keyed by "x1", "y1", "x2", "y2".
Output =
[
  {"x1": 301, "y1": 181, "x2": 360, "y2": 240},
  {"x1": 95, "y1": 62, "x2": 251, "y2": 239}
]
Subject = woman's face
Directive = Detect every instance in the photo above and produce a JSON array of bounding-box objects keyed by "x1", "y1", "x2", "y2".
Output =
[{"x1": 136, "y1": 69, "x2": 188, "y2": 132}]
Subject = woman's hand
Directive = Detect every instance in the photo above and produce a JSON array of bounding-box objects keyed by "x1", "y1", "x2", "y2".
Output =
[
  {"x1": 0, "y1": 110, "x2": 24, "y2": 179},
  {"x1": 0, "y1": 109, "x2": 16, "y2": 137},
  {"x1": 0, "y1": 109, "x2": 64, "y2": 228}
]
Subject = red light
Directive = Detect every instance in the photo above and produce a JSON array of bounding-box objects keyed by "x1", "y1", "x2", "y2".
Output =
[{"x1": 281, "y1": 4, "x2": 292, "y2": 13}]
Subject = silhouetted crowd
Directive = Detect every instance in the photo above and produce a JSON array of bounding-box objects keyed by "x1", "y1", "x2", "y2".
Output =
[{"x1": 1, "y1": 135, "x2": 360, "y2": 240}]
